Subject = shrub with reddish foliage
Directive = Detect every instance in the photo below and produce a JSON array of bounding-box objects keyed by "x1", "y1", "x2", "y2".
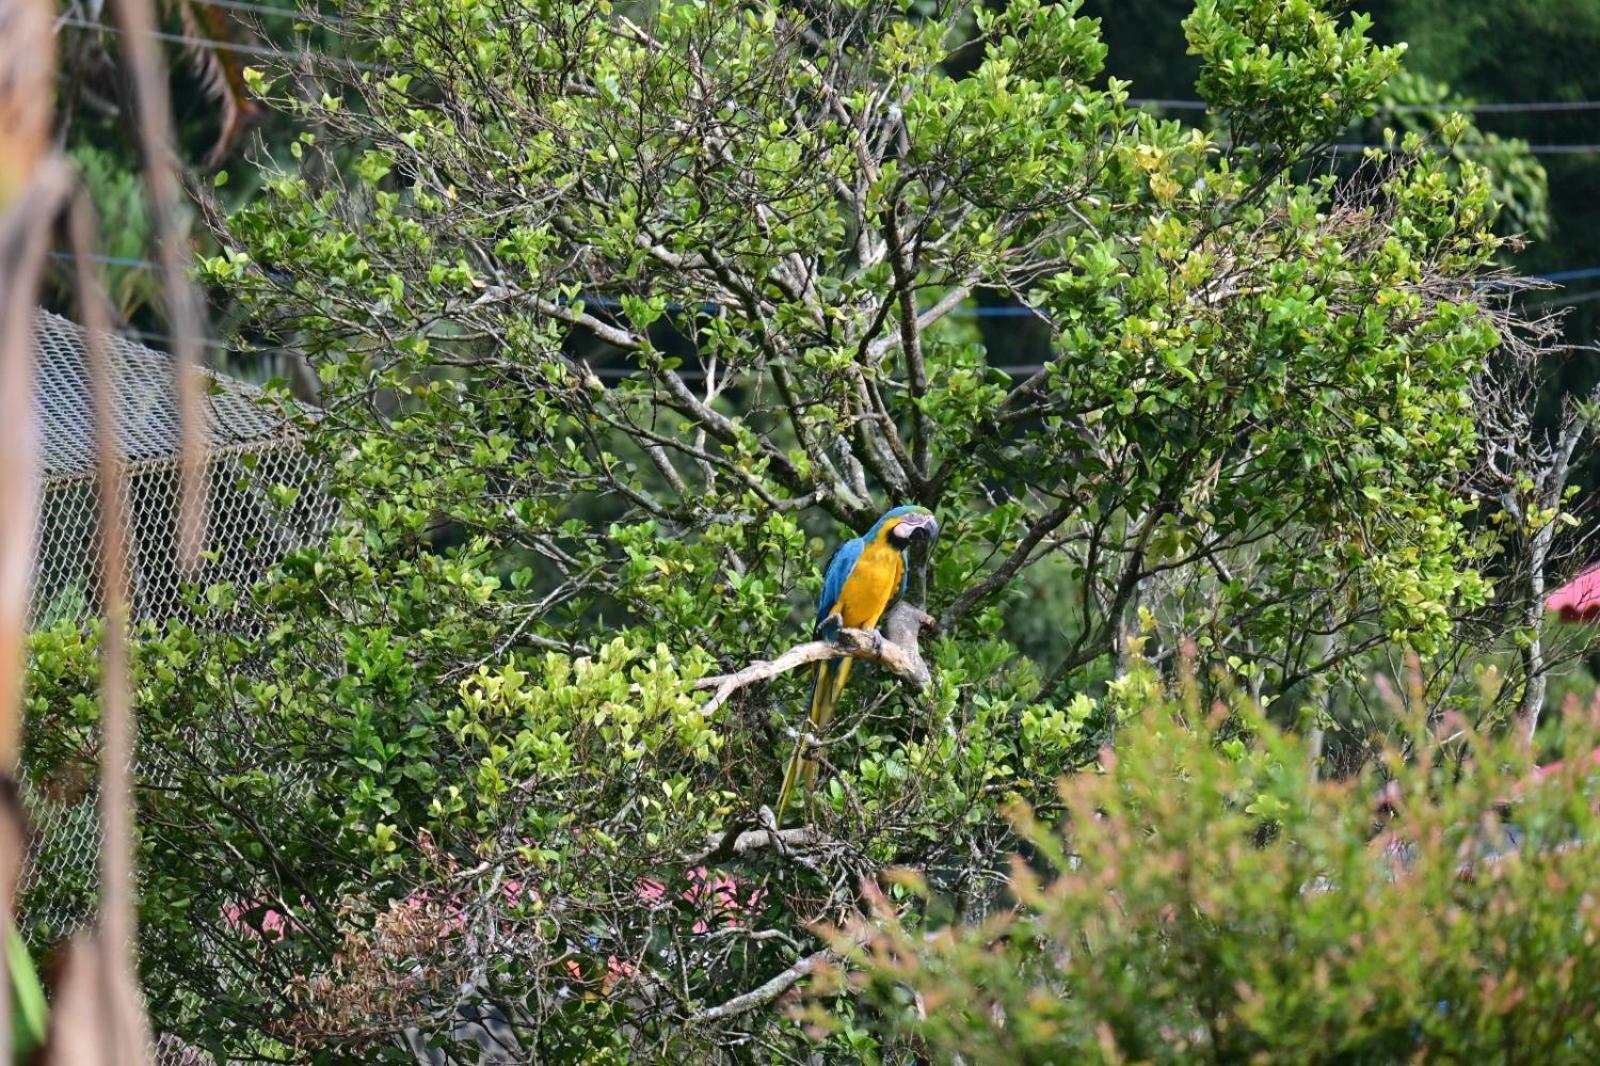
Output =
[{"x1": 837, "y1": 681, "x2": 1600, "y2": 1063}]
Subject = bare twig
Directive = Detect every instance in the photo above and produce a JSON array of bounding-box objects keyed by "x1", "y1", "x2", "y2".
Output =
[
  {"x1": 111, "y1": 0, "x2": 211, "y2": 570},
  {"x1": 71, "y1": 193, "x2": 157, "y2": 1065}
]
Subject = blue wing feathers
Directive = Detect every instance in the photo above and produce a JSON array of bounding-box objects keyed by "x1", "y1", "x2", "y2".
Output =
[{"x1": 815, "y1": 537, "x2": 864, "y2": 633}]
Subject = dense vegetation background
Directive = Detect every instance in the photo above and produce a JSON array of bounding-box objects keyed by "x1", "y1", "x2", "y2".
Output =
[{"x1": 23, "y1": 0, "x2": 1600, "y2": 1062}]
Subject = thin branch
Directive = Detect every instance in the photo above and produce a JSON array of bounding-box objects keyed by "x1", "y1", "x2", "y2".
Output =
[
  {"x1": 880, "y1": 199, "x2": 932, "y2": 479},
  {"x1": 688, "y1": 950, "x2": 830, "y2": 1025},
  {"x1": 113, "y1": 0, "x2": 211, "y2": 569},
  {"x1": 864, "y1": 279, "x2": 978, "y2": 363},
  {"x1": 945, "y1": 499, "x2": 1075, "y2": 624}
]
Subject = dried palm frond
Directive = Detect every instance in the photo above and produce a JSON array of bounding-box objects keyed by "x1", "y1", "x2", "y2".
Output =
[{"x1": 169, "y1": 0, "x2": 264, "y2": 166}]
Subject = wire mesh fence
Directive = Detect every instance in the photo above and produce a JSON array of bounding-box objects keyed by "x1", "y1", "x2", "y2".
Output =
[
  {"x1": 29, "y1": 310, "x2": 336, "y2": 627},
  {"x1": 18, "y1": 312, "x2": 338, "y2": 1062}
]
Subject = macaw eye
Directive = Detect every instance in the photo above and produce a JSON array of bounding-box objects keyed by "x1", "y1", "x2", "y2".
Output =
[{"x1": 889, "y1": 522, "x2": 912, "y2": 541}]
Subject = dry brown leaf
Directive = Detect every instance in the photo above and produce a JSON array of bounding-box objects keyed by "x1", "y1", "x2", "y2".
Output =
[{"x1": 0, "y1": 0, "x2": 53, "y2": 207}]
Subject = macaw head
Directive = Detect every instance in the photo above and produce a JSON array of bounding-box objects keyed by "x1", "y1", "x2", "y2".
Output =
[{"x1": 872, "y1": 504, "x2": 939, "y2": 549}]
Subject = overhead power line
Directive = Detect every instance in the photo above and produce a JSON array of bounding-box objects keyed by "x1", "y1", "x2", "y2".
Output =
[
  {"x1": 1529, "y1": 288, "x2": 1600, "y2": 310},
  {"x1": 51, "y1": 252, "x2": 159, "y2": 270},
  {"x1": 1130, "y1": 97, "x2": 1600, "y2": 114},
  {"x1": 55, "y1": 14, "x2": 375, "y2": 68},
  {"x1": 58, "y1": 12, "x2": 297, "y2": 60},
  {"x1": 1407, "y1": 100, "x2": 1600, "y2": 114},
  {"x1": 53, "y1": 15, "x2": 1600, "y2": 120},
  {"x1": 1329, "y1": 142, "x2": 1600, "y2": 156},
  {"x1": 105, "y1": 321, "x2": 1061, "y2": 379},
  {"x1": 47, "y1": 255, "x2": 1052, "y2": 321},
  {"x1": 1126, "y1": 98, "x2": 1210, "y2": 111},
  {"x1": 1536, "y1": 267, "x2": 1600, "y2": 283},
  {"x1": 85, "y1": 327, "x2": 234, "y2": 353},
  {"x1": 155, "y1": 0, "x2": 323, "y2": 20},
  {"x1": 132, "y1": 0, "x2": 354, "y2": 28}
]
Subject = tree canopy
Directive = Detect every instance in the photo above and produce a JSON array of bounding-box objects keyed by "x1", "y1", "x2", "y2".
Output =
[{"x1": 17, "y1": 0, "x2": 1599, "y2": 1061}]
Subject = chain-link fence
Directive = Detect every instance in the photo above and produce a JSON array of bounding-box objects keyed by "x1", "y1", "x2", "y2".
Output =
[
  {"x1": 29, "y1": 310, "x2": 336, "y2": 627},
  {"x1": 19, "y1": 312, "x2": 339, "y2": 1062}
]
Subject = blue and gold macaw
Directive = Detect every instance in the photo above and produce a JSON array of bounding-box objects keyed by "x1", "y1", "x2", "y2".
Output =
[{"x1": 775, "y1": 504, "x2": 939, "y2": 823}]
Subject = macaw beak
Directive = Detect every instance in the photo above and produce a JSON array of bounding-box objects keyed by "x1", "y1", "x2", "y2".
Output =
[{"x1": 894, "y1": 512, "x2": 939, "y2": 543}]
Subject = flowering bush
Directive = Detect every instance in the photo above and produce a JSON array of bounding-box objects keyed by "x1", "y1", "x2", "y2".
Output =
[{"x1": 639, "y1": 867, "x2": 768, "y2": 935}]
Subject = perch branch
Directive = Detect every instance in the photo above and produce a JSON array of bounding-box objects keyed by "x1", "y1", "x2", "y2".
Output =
[
  {"x1": 686, "y1": 825, "x2": 828, "y2": 866},
  {"x1": 695, "y1": 604, "x2": 937, "y2": 716}
]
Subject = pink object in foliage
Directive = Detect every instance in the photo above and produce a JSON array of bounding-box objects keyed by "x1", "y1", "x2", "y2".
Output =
[
  {"x1": 636, "y1": 878, "x2": 669, "y2": 908},
  {"x1": 682, "y1": 866, "x2": 767, "y2": 933},
  {"x1": 1508, "y1": 746, "x2": 1600, "y2": 798},
  {"x1": 1529, "y1": 746, "x2": 1600, "y2": 780},
  {"x1": 499, "y1": 878, "x2": 540, "y2": 906},
  {"x1": 1547, "y1": 566, "x2": 1600, "y2": 621},
  {"x1": 635, "y1": 868, "x2": 766, "y2": 932},
  {"x1": 221, "y1": 899, "x2": 292, "y2": 941}
]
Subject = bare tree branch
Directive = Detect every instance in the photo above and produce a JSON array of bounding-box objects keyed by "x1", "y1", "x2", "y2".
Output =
[
  {"x1": 695, "y1": 604, "x2": 937, "y2": 716},
  {"x1": 688, "y1": 950, "x2": 830, "y2": 1025}
]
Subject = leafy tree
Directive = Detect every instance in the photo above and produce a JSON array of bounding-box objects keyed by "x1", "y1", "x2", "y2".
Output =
[
  {"x1": 19, "y1": 0, "x2": 1576, "y2": 1059},
  {"x1": 211, "y1": 0, "x2": 1541, "y2": 718},
  {"x1": 1365, "y1": 0, "x2": 1600, "y2": 499}
]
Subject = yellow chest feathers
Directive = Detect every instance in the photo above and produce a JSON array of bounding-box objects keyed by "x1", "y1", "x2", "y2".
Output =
[{"x1": 836, "y1": 541, "x2": 904, "y2": 629}]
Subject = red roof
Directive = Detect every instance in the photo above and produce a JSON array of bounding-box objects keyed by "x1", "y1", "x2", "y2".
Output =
[{"x1": 1547, "y1": 566, "x2": 1600, "y2": 621}]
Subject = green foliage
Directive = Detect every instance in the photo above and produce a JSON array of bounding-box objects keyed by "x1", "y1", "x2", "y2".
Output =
[
  {"x1": 1186, "y1": 0, "x2": 1403, "y2": 155},
  {"x1": 1370, "y1": 70, "x2": 1550, "y2": 241},
  {"x1": 17, "y1": 0, "x2": 1576, "y2": 1060},
  {"x1": 204, "y1": 0, "x2": 1523, "y2": 708},
  {"x1": 1366, "y1": 0, "x2": 1600, "y2": 496},
  {"x1": 845, "y1": 676, "x2": 1600, "y2": 1063}
]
